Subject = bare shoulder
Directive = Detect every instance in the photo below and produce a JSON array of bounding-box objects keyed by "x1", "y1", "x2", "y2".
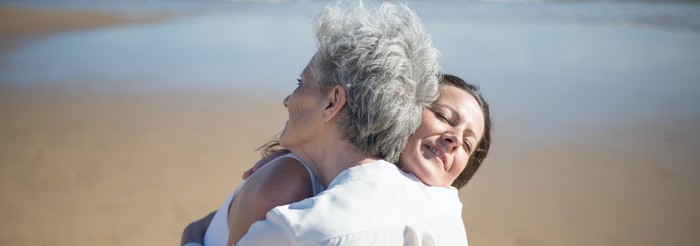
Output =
[{"x1": 238, "y1": 155, "x2": 314, "y2": 207}]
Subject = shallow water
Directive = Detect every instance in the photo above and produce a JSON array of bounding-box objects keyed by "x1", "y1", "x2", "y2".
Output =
[
  {"x1": 1, "y1": 0, "x2": 699, "y2": 169},
  {"x1": 1, "y1": 2, "x2": 698, "y2": 164},
  {"x1": 4, "y1": 0, "x2": 699, "y2": 137}
]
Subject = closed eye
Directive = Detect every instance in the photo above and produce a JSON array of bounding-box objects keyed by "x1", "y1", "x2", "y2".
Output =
[
  {"x1": 463, "y1": 140, "x2": 473, "y2": 153},
  {"x1": 431, "y1": 109, "x2": 449, "y2": 122}
]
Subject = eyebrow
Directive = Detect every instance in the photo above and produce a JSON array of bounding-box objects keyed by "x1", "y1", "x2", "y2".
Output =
[
  {"x1": 301, "y1": 64, "x2": 311, "y2": 76},
  {"x1": 434, "y1": 103, "x2": 478, "y2": 139}
]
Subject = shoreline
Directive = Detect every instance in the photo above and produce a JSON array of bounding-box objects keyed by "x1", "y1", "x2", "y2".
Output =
[{"x1": 0, "y1": 5, "x2": 168, "y2": 51}]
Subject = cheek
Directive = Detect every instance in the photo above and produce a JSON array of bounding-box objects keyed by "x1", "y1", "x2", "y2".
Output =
[
  {"x1": 416, "y1": 112, "x2": 444, "y2": 135},
  {"x1": 398, "y1": 147, "x2": 424, "y2": 173},
  {"x1": 452, "y1": 152, "x2": 470, "y2": 175},
  {"x1": 404, "y1": 133, "x2": 421, "y2": 150},
  {"x1": 399, "y1": 159, "x2": 422, "y2": 182},
  {"x1": 286, "y1": 95, "x2": 303, "y2": 115}
]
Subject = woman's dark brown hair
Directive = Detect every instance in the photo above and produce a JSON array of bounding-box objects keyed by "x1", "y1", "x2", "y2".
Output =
[
  {"x1": 257, "y1": 139, "x2": 286, "y2": 157},
  {"x1": 441, "y1": 74, "x2": 492, "y2": 189}
]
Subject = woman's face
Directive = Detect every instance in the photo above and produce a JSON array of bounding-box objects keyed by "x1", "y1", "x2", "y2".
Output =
[
  {"x1": 279, "y1": 56, "x2": 326, "y2": 149},
  {"x1": 399, "y1": 85, "x2": 486, "y2": 187}
]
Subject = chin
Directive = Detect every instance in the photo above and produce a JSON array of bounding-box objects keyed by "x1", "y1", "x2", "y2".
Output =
[
  {"x1": 278, "y1": 135, "x2": 289, "y2": 148},
  {"x1": 279, "y1": 124, "x2": 289, "y2": 142}
]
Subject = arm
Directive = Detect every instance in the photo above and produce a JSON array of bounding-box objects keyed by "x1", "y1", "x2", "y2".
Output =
[
  {"x1": 180, "y1": 150, "x2": 289, "y2": 246},
  {"x1": 235, "y1": 209, "x2": 295, "y2": 246},
  {"x1": 181, "y1": 211, "x2": 216, "y2": 246},
  {"x1": 226, "y1": 156, "x2": 314, "y2": 246}
]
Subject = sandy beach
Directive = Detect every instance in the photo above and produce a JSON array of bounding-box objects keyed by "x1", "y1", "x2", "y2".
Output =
[
  {"x1": 0, "y1": 83, "x2": 288, "y2": 245},
  {"x1": 1, "y1": 4, "x2": 699, "y2": 246},
  {"x1": 0, "y1": 6, "x2": 281, "y2": 245}
]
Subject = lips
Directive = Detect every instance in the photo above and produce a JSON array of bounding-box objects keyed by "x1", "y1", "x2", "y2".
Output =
[{"x1": 424, "y1": 143, "x2": 448, "y2": 171}]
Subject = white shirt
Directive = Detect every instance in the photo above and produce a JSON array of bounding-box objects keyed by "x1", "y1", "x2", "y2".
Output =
[
  {"x1": 204, "y1": 153, "x2": 325, "y2": 246},
  {"x1": 237, "y1": 160, "x2": 468, "y2": 246}
]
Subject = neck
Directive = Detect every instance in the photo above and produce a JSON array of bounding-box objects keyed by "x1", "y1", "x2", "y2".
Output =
[
  {"x1": 316, "y1": 144, "x2": 379, "y2": 188},
  {"x1": 294, "y1": 137, "x2": 379, "y2": 188}
]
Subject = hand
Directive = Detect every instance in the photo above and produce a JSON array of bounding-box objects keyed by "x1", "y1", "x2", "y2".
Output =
[
  {"x1": 181, "y1": 211, "x2": 216, "y2": 246},
  {"x1": 242, "y1": 150, "x2": 290, "y2": 180}
]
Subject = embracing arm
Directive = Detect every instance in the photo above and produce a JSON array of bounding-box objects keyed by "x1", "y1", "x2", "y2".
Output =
[
  {"x1": 226, "y1": 156, "x2": 314, "y2": 245},
  {"x1": 181, "y1": 211, "x2": 216, "y2": 246},
  {"x1": 180, "y1": 149, "x2": 289, "y2": 246}
]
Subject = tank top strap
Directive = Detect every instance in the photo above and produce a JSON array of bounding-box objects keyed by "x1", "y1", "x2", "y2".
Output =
[{"x1": 280, "y1": 153, "x2": 325, "y2": 195}]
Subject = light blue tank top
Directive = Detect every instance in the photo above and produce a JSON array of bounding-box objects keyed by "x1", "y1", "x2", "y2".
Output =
[{"x1": 203, "y1": 153, "x2": 324, "y2": 246}]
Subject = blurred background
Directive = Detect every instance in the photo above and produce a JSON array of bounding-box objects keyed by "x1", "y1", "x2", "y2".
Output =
[{"x1": 1, "y1": 0, "x2": 699, "y2": 245}]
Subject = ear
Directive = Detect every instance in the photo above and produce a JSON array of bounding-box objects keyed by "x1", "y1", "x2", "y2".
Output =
[{"x1": 321, "y1": 85, "x2": 347, "y2": 123}]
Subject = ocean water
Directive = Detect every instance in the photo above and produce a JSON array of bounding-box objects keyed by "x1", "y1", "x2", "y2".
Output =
[{"x1": 1, "y1": 0, "x2": 699, "y2": 139}]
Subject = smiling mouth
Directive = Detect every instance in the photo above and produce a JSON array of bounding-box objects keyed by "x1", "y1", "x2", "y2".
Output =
[{"x1": 424, "y1": 144, "x2": 447, "y2": 170}]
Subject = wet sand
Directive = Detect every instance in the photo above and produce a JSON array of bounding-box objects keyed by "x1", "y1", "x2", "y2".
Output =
[{"x1": 1, "y1": 5, "x2": 699, "y2": 246}]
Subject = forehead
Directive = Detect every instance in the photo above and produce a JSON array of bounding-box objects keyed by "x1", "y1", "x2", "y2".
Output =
[
  {"x1": 301, "y1": 54, "x2": 318, "y2": 77},
  {"x1": 435, "y1": 85, "x2": 486, "y2": 139}
]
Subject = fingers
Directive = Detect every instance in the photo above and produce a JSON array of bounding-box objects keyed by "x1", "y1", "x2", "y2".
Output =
[
  {"x1": 242, "y1": 167, "x2": 254, "y2": 180},
  {"x1": 242, "y1": 156, "x2": 273, "y2": 180},
  {"x1": 242, "y1": 161, "x2": 265, "y2": 180}
]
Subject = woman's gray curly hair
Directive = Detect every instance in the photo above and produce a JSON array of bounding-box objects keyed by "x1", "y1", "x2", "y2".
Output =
[{"x1": 311, "y1": 0, "x2": 441, "y2": 163}]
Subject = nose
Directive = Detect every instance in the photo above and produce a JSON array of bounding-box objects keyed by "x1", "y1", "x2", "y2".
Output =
[
  {"x1": 442, "y1": 133, "x2": 462, "y2": 153},
  {"x1": 283, "y1": 95, "x2": 290, "y2": 108}
]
